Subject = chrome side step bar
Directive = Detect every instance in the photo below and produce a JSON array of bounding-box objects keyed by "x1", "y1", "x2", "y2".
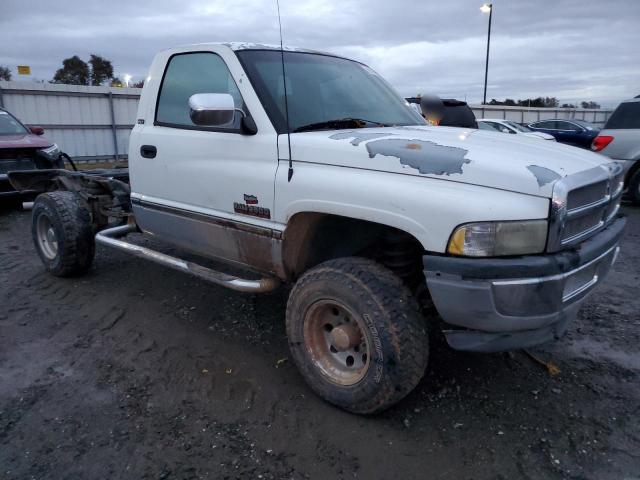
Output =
[{"x1": 95, "y1": 224, "x2": 281, "y2": 293}]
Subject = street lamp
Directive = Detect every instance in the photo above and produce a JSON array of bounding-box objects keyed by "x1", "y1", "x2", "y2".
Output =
[{"x1": 480, "y1": 3, "x2": 492, "y2": 104}]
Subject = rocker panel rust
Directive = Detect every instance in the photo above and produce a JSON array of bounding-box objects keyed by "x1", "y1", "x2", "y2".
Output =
[{"x1": 131, "y1": 199, "x2": 286, "y2": 279}]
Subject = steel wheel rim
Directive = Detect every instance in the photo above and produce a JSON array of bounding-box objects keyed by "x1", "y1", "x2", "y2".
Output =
[
  {"x1": 36, "y1": 214, "x2": 58, "y2": 260},
  {"x1": 303, "y1": 300, "x2": 371, "y2": 386}
]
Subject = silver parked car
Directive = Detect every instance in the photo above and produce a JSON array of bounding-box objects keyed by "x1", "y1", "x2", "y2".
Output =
[
  {"x1": 592, "y1": 97, "x2": 640, "y2": 204},
  {"x1": 477, "y1": 119, "x2": 556, "y2": 141}
]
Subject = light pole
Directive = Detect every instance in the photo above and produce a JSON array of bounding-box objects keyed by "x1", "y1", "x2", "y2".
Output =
[{"x1": 481, "y1": 3, "x2": 492, "y2": 104}]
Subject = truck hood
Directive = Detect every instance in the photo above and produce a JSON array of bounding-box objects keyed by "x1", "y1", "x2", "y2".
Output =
[
  {"x1": 0, "y1": 133, "x2": 53, "y2": 150},
  {"x1": 287, "y1": 126, "x2": 612, "y2": 198}
]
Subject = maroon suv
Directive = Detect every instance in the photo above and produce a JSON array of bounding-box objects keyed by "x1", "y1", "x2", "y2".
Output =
[{"x1": 1, "y1": 107, "x2": 63, "y2": 198}]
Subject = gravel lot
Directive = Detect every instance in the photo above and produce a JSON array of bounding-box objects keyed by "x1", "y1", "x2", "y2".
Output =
[{"x1": 1, "y1": 202, "x2": 639, "y2": 479}]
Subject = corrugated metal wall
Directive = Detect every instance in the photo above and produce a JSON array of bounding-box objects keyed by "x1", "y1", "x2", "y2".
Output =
[
  {"x1": 0, "y1": 81, "x2": 615, "y2": 161},
  {"x1": 0, "y1": 81, "x2": 140, "y2": 161},
  {"x1": 469, "y1": 104, "x2": 612, "y2": 127}
]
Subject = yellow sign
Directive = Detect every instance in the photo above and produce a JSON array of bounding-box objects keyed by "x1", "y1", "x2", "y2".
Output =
[{"x1": 17, "y1": 65, "x2": 31, "y2": 75}]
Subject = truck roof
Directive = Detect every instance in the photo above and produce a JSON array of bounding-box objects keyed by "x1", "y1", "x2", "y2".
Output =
[
  {"x1": 165, "y1": 42, "x2": 332, "y2": 56},
  {"x1": 223, "y1": 42, "x2": 329, "y2": 54}
]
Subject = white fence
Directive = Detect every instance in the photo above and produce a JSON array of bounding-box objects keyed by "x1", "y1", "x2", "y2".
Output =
[
  {"x1": 0, "y1": 81, "x2": 615, "y2": 161},
  {"x1": 470, "y1": 104, "x2": 612, "y2": 127},
  {"x1": 0, "y1": 81, "x2": 141, "y2": 161}
]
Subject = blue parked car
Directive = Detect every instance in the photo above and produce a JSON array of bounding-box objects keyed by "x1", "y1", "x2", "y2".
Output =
[{"x1": 527, "y1": 119, "x2": 600, "y2": 148}]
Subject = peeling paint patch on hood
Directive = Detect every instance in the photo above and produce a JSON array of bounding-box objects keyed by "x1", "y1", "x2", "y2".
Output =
[
  {"x1": 527, "y1": 165, "x2": 563, "y2": 187},
  {"x1": 285, "y1": 126, "x2": 615, "y2": 198},
  {"x1": 366, "y1": 138, "x2": 470, "y2": 176}
]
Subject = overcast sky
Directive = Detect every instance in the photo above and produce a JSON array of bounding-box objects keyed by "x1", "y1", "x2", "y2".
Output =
[{"x1": 1, "y1": 0, "x2": 638, "y2": 106}]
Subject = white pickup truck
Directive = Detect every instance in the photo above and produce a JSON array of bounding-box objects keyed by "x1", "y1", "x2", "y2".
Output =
[{"x1": 10, "y1": 43, "x2": 626, "y2": 414}]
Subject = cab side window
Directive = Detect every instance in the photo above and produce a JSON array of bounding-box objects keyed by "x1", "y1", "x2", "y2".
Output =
[{"x1": 156, "y1": 52, "x2": 245, "y2": 130}]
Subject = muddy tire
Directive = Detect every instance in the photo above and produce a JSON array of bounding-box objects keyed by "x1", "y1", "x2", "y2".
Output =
[
  {"x1": 628, "y1": 168, "x2": 640, "y2": 206},
  {"x1": 32, "y1": 191, "x2": 95, "y2": 277},
  {"x1": 286, "y1": 257, "x2": 428, "y2": 414}
]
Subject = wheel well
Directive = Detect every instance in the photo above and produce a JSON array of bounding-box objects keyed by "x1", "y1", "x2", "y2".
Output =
[{"x1": 282, "y1": 212, "x2": 426, "y2": 287}]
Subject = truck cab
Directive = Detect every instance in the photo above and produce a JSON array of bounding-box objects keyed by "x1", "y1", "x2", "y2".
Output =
[{"x1": 15, "y1": 43, "x2": 626, "y2": 414}]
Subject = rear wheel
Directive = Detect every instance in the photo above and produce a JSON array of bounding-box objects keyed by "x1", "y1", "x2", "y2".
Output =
[
  {"x1": 286, "y1": 257, "x2": 429, "y2": 414},
  {"x1": 628, "y1": 168, "x2": 640, "y2": 206},
  {"x1": 32, "y1": 191, "x2": 95, "y2": 276}
]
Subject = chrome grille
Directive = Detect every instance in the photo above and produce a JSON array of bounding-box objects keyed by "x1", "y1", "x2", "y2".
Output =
[
  {"x1": 566, "y1": 181, "x2": 608, "y2": 210},
  {"x1": 563, "y1": 210, "x2": 605, "y2": 241},
  {"x1": 548, "y1": 162, "x2": 623, "y2": 252}
]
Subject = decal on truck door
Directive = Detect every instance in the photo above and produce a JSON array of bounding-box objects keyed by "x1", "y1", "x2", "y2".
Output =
[
  {"x1": 243, "y1": 194, "x2": 259, "y2": 205},
  {"x1": 234, "y1": 194, "x2": 270, "y2": 218}
]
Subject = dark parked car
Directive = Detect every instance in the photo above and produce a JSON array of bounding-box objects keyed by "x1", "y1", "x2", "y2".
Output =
[
  {"x1": 0, "y1": 108, "x2": 63, "y2": 199},
  {"x1": 527, "y1": 119, "x2": 599, "y2": 148},
  {"x1": 405, "y1": 97, "x2": 478, "y2": 128}
]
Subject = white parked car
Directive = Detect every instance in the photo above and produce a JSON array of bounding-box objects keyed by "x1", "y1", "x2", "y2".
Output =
[
  {"x1": 9, "y1": 42, "x2": 626, "y2": 414},
  {"x1": 478, "y1": 118, "x2": 556, "y2": 141}
]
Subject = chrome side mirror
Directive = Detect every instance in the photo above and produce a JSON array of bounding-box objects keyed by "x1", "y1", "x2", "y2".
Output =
[{"x1": 188, "y1": 93, "x2": 236, "y2": 126}]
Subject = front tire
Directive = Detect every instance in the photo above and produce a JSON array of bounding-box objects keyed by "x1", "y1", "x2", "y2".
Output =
[
  {"x1": 286, "y1": 257, "x2": 429, "y2": 414},
  {"x1": 32, "y1": 191, "x2": 95, "y2": 277}
]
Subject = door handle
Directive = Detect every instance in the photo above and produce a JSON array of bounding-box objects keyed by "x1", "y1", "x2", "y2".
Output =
[{"x1": 140, "y1": 145, "x2": 157, "y2": 159}]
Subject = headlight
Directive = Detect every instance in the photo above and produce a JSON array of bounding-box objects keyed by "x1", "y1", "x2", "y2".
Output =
[
  {"x1": 447, "y1": 220, "x2": 548, "y2": 257},
  {"x1": 38, "y1": 143, "x2": 61, "y2": 160}
]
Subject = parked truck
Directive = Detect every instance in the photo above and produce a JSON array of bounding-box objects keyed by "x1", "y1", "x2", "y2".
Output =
[{"x1": 9, "y1": 43, "x2": 626, "y2": 414}]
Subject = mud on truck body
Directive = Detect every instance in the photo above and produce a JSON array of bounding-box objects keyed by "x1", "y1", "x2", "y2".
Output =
[{"x1": 9, "y1": 43, "x2": 626, "y2": 414}]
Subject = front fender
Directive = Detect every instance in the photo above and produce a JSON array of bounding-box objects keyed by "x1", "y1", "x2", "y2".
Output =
[{"x1": 275, "y1": 162, "x2": 550, "y2": 253}]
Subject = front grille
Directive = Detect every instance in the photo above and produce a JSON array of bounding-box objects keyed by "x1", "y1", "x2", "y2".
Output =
[
  {"x1": 0, "y1": 158, "x2": 37, "y2": 175},
  {"x1": 566, "y1": 181, "x2": 608, "y2": 210},
  {"x1": 563, "y1": 210, "x2": 605, "y2": 242},
  {"x1": 548, "y1": 162, "x2": 623, "y2": 251}
]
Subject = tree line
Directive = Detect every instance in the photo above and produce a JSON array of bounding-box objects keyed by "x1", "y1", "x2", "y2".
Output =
[
  {"x1": 488, "y1": 97, "x2": 601, "y2": 109},
  {"x1": 0, "y1": 55, "x2": 144, "y2": 87},
  {"x1": 0, "y1": 61, "x2": 605, "y2": 106}
]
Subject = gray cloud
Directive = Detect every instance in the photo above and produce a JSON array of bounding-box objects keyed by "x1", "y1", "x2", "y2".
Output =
[{"x1": 1, "y1": 0, "x2": 638, "y2": 106}]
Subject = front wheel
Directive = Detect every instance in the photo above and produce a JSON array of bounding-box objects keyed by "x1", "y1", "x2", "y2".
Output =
[
  {"x1": 286, "y1": 257, "x2": 429, "y2": 414},
  {"x1": 32, "y1": 191, "x2": 95, "y2": 277}
]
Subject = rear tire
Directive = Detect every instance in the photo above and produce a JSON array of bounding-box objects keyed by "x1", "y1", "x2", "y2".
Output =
[
  {"x1": 628, "y1": 168, "x2": 640, "y2": 206},
  {"x1": 286, "y1": 257, "x2": 429, "y2": 414},
  {"x1": 32, "y1": 191, "x2": 95, "y2": 277}
]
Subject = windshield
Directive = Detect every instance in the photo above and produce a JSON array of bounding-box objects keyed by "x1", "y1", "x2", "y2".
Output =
[
  {"x1": 237, "y1": 50, "x2": 425, "y2": 133},
  {"x1": 504, "y1": 121, "x2": 532, "y2": 132},
  {"x1": 0, "y1": 110, "x2": 28, "y2": 135}
]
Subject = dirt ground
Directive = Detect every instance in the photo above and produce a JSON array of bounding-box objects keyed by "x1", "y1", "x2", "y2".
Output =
[{"x1": 1, "y1": 202, "x2": 639, "y2": 480}]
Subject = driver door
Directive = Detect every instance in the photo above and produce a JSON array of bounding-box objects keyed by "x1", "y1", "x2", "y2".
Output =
[{"x1": 129, "y1": 50, "x2": 281, "y2": 273}]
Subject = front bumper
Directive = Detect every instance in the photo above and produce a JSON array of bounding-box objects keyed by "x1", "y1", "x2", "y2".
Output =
[
  {"x1": 0, "y1": 173, "x2": 37, "y2": 198},
  {"x1": 424, "y1": 217, "x2": 626, "y2": 352},
  {"x1": 0, "y1": 174, "x2": 19, "y2": 197}
]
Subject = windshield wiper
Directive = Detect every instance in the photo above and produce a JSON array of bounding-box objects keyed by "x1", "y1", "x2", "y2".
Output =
[{"x1": 292, "y1": 118, "x2": 388, "y2": 133}]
